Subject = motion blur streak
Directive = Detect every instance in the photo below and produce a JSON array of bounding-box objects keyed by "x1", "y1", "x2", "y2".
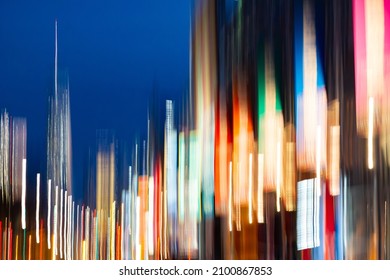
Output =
[{"x1": 3, "y1": 0, "x2": 390, "y2": 260}]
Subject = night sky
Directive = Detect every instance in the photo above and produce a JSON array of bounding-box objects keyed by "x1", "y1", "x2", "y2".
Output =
[{"x1": 0, "y1": 0, "x2": 190, "y2": 201}]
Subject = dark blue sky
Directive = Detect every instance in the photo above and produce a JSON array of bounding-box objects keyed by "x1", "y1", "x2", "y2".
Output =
[{"x1": 0, "y1": 0, "x2": 190, "y2": 200}]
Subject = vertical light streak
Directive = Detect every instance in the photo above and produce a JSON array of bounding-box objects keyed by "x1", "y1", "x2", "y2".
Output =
[
  {"x1": 236, "y1": 162, "x2": 241, "y2": 231},
  {"x1": 368, "y1": 96, "x2": 374, "y2": 169},
  {"x1": 85, "y1": 207, "x2": 89, "y2": 260},
  {"x1": 228, "y1": 161, "x2": 233, "y2": 232},
  {"x1": 76, "y1": 204, "x2": 79, "y2": 260},
  {"x1": 330, "y1": 125, "x2": 340, "y2": 196},
  {"x1": 0, "y1": 221, "x2": 2, "y2": 259},
  {"x1": 64, "y1": 190, "x2": 67, "y2": 260},
  {"x1": 276, "y1": 142, "x2": 281, "y2": 212},
  {"x1": 36, "y1": 173, "x2": 40, "y2": 243},
  {"x1": 72, "y1": 201, "x2": 75, "y2": 260},
  {"x1": 178, "y1": 133, "x2": 185, "y2": 221},
  {"x1": 111, "y1": 201, "x2": 116, "y2": 260},
  {"x1": 144, "y1": 212, "x2": 148, "y2": 260},
  {"x1": 136, "y1": 196, "x2": 141, "y2": 260},
  {"x1": 47, "y1": 179, "x2": 52, "y2": 249},
  {"x1": 258, "y1": 154, "x2": 264, "y2": 223},
  {"x1": 121, "y1": 202, "x2": 124, "y2": 259},
  {"x1": 15, "y1": 235, "x2": 18, "y2": 260},
  {"x1": 21, "y1": 158, "x2": 27, "y2": 230},
  {"x1": 67, "y1": 196, "x2": 72, "y2": 259},
  {"x1": 60, "y1": 188, "x2": 63, "y2": 258},
  {"x1": 297, "y1": 180, "x2": 308, "y2": 250},
  {"x1": 54, "y1": 185, "x2": 58, "y2": 256},
  {"x1": 82, "y1": 240, "x2": 86, "y2": 260},
  {"x1": 8, "y1": 222, "x2": 11, "y2": 260},
  {"x1": 28, "y1": 234, "x2": 31, "y2": 260},
  {"x1": 148, "y1": 177, "x2": 154, "y2": 256},
  {"x1": 163, "y1": 183, "x2": 167, "y2": 259},
  {"x1": 54, "y1": 20, "x2": 58, "y2": 98},
  {"x1": 248, "y1": 154, "x2": 253, "y2": 224},
  {"x1": 316, "y1": 125, "x2": 321, "y2": 196}
]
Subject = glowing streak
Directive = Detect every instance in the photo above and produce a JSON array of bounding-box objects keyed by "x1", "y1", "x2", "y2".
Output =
[
  {"x1": 35, "y1": 173, "x2": 40, "y2": 243},
  {"x1": 15, "y1": 235, "x2": 18, "y2": 260},
  {"x1": 64, "y1": 190, "x2": 67, "y2": 260},
  {"x1": 60, "y1": 188, "x2": 63, "y2": 258},
  {"x1": 54, "y1": 185, "x2": 58, "y2": 256},
  {"x1": 111, "y1": 201, "x2": 116, "y2": 260},
  {"x1": 68, "y1": 196, "x2": 72, "y2": 259},
  {"x1": 21, "y1": 159, "x2": 26, "y2": 229},
  {"x1": 316, "y1": 126, "x2": 321, "y2": 196},
  {"x1": 276, "y1": 142, "x2": 281, "y2": 212},
  {"x1": 52, "y1": 235, "x2": 55, "y2": 260},
  {"x1": 47, "y1": 179, "x2": 52, "y2": 249},
  {"x1": 229, "y1": 161, "x2": 233, "y2": 232},
  {"x1": 85, "y1": 207, "x2": 90, "y2": 260},
  {"x1": 144, "y1": 212, "x2": 148, "y2": 260},
  {"x1": 368, "y1": 97, "x2": 374, "y2": 169},
  {"x1": 236, "y1": 162, "x2": 241, "y2": 231},
  {"x1": 82, "y1": 240, "x2": 86, "y2": 260},
  {"x1": 136, "y1": 196, "x2": 140, "y2": 260},
  {"x1": 54, "y1": 20, "x2": 57, "y2": 98},
  {"x1": 76, "y1": 204, "x2": 79, "y2": 260},
  {"x1": 163, "y1": 184, "x2": 167, "y2": 259},
  {"x1": 72, "y1": 202, "x2": 75, "y2": 260},
  {"x1": 148, "y1": 177, "x2": 154, "y2": 255},
  {"x1": 258, "y1": 154, "x2": 264, "y2": 223},
  {"x1": 28, "y1": 234, "x2": 31, "y2": 260},
  {"x1": 120, "y1": 202, "x2": 124, "y2": 259},
  {"x1": 248, "y1": 154, "x2": 253, "y2": 224}
]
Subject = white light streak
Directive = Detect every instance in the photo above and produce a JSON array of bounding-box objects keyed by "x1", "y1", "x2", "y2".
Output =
[
  {"x1": 136, "y1": 196, "x2": 140, "y2": 260},
  {"x1": 47, "y1": 179, "x2": 52, "y2": 249},
  {"x1": 60, "y1": 188, "x2": 63, "y2": 258},
  {"x1": 35, "y1": 173, "x2": 40, "y2": 243},
  {"x1": 258, "y1": 154, "x2": 264, "y2": 223},
  {"x1": 64, "y1": 190, "x2": 67, "y2": 260},
  {"x1": 21, "y1": 158, "x2": 27, "y2": 230},
  {"x1": 54, "y1": 185, "x2": 59, "y2": 256}
]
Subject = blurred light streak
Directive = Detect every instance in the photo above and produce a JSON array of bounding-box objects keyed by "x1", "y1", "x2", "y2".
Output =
[
  {"x1": 60, "y1": 188, "x2": 63, "y2": 258},
  {"x1": 15, "y1": 234, "x2": 18, "y2": 260},
  {"x1": 276, "y1": 142, "x2": 281, "y2": 212},
  {"x1": 257, "y1": 154, "x2": 264, "y2": 223},
  {"x1": 148, "y1": 177, "x2": 154, "y2": 256},
  {"x1": 136, "y1": 196, "x2": 140, "y2": 260},
  {"x1": 229, "y1": 161, "x2": 233, "y2": 231},
  {"x1": 36, "y1": 173, "x2": 40, "y2": 243},
  {"x1": 47, "y1": 180, "x2": 52, "y2": 250},
  {"x1": 28, "y1": 234, "x2": 31, "y2": 260},
  {"x1": 368, "y1": 97, "x2": 374, "y2": 169},
  {"x1": 54, "y1": 186, "x2": 58, "y2": 256},
  {"x1": 111, "y1": 201, "x2": 116, "y2": 260},
  {"x1": 3, "y1": 0, "x2": 390, "y2": 261},
  {"x1": 21, "y1": 159, "x2": 26, "y2": 230},
  {"x1": 316, "y1": 126, "x2": 321, "y2": 196},
  {"x1": 248, "y1": 153, "x2": 253, "y2": 223}
]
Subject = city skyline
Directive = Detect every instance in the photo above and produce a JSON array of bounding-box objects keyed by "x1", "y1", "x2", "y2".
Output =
[
  {"x1": 0, "y1": 0, "x2": 190, "y2": 201},
  {"x1": 1, "y1": 0, "x2": 390, "y2": 261}
]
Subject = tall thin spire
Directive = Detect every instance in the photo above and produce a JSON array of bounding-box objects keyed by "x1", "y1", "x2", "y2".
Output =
[{"x1": 55, "y1": 20, "x2": 58, "y2": 99}]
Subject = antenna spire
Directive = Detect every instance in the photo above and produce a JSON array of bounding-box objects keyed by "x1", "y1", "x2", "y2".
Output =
[{"x1": 55, "y1": 20, "x2": 58, "y2": 99}]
